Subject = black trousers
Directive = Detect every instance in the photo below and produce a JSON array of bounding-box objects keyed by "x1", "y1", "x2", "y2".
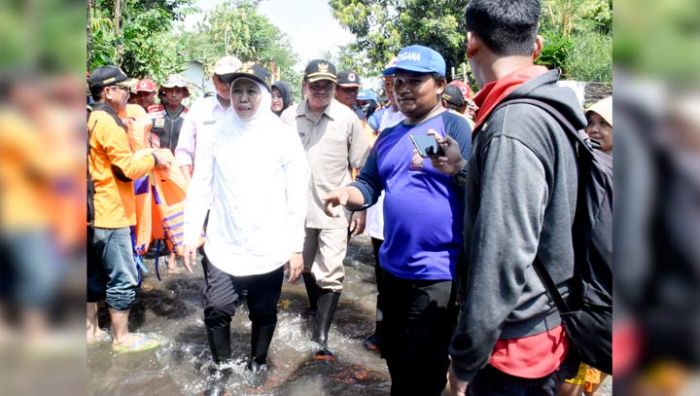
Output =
[
  {"x1": 202, "y1": 256, "x2": 284, "y2": 329},
  {"x1": 370, "y1": 237, "x2": 384, "y2": 323},
  {"x1": 378, "y1": 266, "x2": 457, "y2": 396},
  {"x1": 468, "y1": 364, "x2": 563, "y2": 396}
]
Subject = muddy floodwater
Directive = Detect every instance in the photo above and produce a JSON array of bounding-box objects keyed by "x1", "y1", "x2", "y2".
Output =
[{"x1": 87, "y1": 235, "x2": 610, "y2": 396}]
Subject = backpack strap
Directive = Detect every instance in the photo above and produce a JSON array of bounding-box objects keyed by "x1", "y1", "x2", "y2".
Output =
[
  {"x1": 493, "y1": 97, "x2": 589, "y2": 315},
  {"x1": 493, "y1": 98, "x2": 596, "y2": 157}
]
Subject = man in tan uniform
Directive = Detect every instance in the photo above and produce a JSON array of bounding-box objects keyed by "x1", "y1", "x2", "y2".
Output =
[{"x1": 281, "y1": 59, "x2": 370, "y2": 359}]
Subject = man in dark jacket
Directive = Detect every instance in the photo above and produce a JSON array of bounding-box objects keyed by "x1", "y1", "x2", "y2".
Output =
[{"x1": 431, "y1": 1, "x2": 586, "y2": 394}]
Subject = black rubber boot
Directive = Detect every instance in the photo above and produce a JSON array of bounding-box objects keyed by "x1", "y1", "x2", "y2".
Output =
[
  {"x1": 302, "y1": 273, "x2": 320, "y2": 316},
  {"x1": 250, "y1": 321, "x2": 276, "y2": 365},
  {"x1": 245, "y1": 321, "x2": 275, "y2": 387},
  {"x1": 312, "y1": 290, "x2": 340, "y2": 360},
  {"x1": 204, "y1": 326, "x2": 232, "y2": 395},
  {"x1": 206, "y1": 325, "x2": 232, "y2": 364}
]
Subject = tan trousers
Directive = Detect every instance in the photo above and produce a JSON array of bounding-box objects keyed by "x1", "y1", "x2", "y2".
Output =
[{"x1": 302, "y1": 227, "x2": 348, "y2": 292}]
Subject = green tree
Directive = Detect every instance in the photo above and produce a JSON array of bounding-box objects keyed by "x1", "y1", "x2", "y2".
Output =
[
  {"x1": 88, "y1": 0, "x2": 193, "y2": 80},
  {"x1": 330, "y1": 0, "x2": 612, "y2": 83},
  {"x1": 176, "y1": 0, "x2": 301, "y2": 99},
  {"x1": 330, "y1": 0, "x2": 467, "y2": 78},
  {"x1": 538, "y1": 0, "x2": 612, "y2": 81}
]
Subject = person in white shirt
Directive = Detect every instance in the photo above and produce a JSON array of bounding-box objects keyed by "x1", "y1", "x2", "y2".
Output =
[
  {"x1": 182, "y1": 62, "x2": 309, "y2": 388},
  {"x1": 175, "y1": 55, "x2": 242, "y2": 182}
]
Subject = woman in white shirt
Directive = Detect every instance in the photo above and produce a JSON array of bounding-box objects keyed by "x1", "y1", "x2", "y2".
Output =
[{"x1": 182, "y1": 62, "x2": 309, "y2": 387}]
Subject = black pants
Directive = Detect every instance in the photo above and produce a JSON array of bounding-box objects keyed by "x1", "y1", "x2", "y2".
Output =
[
  {"x1": 370, "y1": 238, "x2": 384, "y2": 323},
  {"x1": 468, "y1": 364, "x2": 563, "y2": 396},
  {"x1": 379, "y1": 267, "x2": 457, "y2": 396},
  {"x1": 202, "y1": 257, "x2": 284, "y2": 329}
]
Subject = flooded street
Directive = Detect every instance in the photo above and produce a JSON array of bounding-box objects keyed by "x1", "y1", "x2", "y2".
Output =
[
  {"x1": 88, "y1": 235, "x2": 394, "y2": 395},
  {"x1": 87, "y1": 235, "x2": 611, "y2": 395}
]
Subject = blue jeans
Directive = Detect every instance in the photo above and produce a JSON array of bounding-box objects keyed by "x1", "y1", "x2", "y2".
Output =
[
  {"x1": 467, "y1": 364, "x2": 563, "y2": 396},
  {"x1": 87, "y1": 227, "x2": 138, "y2": 310},
  {"x1": 1, "y1": 231, "x2": 63, "y2": 309}
]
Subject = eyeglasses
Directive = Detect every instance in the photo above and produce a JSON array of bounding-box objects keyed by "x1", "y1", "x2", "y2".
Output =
[{"x1": 308, "y1": 81, "x2": 334, "y2": 92}]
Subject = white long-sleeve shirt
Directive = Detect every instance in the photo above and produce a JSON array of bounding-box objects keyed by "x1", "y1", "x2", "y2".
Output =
[
  {"x1": 174, "y1": 95, "x2": 231, "y2": 169},
  {"x1": 183, "y1": 113, "x2": 310, "y2": 276}
]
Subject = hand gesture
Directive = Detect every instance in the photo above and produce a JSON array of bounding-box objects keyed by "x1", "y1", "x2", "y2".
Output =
[
  {"x1": 323, "y1": 187, "x2": 351, "y2": 217},
  {"x1": 152, "y1": 149, "x2": 173, "y2": 169},
  {"x1": 349, "y1": 210, "x2": 366, "y2": 236},
  {"x1": 287, "y1": 253, "x2": 303, "y2": 284}
]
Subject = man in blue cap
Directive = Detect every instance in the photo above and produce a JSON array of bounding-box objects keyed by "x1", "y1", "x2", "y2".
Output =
[{"x1": 323, "y1": 44, "x2": 472, "y2": 395}]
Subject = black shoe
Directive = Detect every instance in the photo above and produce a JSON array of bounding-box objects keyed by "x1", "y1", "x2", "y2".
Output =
[
  {"x1": 203, "y1": 365, "x2": 232, "y2": 396},
  {"x1": 245, "y1": 359, "x2": 268, "y2": 388}
]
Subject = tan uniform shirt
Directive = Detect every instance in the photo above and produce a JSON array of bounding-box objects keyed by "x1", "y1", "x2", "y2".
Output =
[{"x1": 281, "y1": 98, "x2": 370, "y2": 229}]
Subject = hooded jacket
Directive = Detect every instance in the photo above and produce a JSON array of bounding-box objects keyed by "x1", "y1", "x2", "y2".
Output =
[{"x1": 450, "y1": 69, "x2": 586, "y2": 381}]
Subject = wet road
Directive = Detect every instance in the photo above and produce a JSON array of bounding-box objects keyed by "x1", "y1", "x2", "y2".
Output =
[{"x1": 87, "y1": 235, "x2": 610, "y2": 395}]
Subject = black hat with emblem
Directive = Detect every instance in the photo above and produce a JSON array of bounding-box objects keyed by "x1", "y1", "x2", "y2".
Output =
[
  {"x1": 219, "y1": 62, "x2": 271, "y2": 92},
  {"x1": 303, "y1": 59, "x2": 337, "y2": 83},
  {"x1": 442, "y1": 85, "x2": 466, "y2": 108},
  {"x1": 337, "y1": 70, "x2": 361, "y2": 87},
  {"x1": 89, "y1": 65, "x2": 133, "y2": 90}
]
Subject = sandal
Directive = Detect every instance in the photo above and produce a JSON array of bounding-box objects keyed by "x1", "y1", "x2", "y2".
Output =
[{"x1": 112, "y1": 334, "x2": 160, "y2": 354}]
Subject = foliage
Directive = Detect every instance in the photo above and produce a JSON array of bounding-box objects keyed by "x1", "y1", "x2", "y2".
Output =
[
  {"x1": 330, "y1": 0, "x2": 612, "y2": 83},
  {"x1": 88, "y1": 0, "x2": 193, "y2": 80},
  {"x1": 176, "y1": 0, "x2": 301, "y2": 99},
  {"x1": 330, "y1": 0, "x2": 467, "y2": 78},
  {"x1": 615, "y1": 0, "x2": 700, "y2": 82},
  {"x1": 538, "y1": 0, "x2": 612, "y2": 81},
  {"x1": 1, "y1": 0, "x2": 85, "y2": 73}
]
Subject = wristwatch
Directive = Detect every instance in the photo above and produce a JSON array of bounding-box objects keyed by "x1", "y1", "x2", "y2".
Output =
[{"x1": 453, "y1": 162, "x2": 468, "y2": 187}]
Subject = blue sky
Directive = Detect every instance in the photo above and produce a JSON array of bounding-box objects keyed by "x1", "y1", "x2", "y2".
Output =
[{"x1": 184, "y1": 0, "x2": 356, "y2": 72}]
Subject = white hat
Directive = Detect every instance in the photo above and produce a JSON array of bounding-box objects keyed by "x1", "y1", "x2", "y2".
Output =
[
  {"x1": 160, "y1": 74, "x2": 189, "y2": 89},
  {"x1": 213, "y1": 55, "x2": 242, "y2": 76},
  {"x1": 586, "y1": 96, "x2": 613, "y2": 127}
]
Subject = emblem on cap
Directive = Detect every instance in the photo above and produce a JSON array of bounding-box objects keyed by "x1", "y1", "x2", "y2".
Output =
[
  {"x1": 348, "y1": 73, "x2": 356, "y2": 81},
  {"x1": 239, "y1": 62, "x2": 255, "y2": 74},
  {"x1": 318, "y1": 63, "x2": 329, "y2": 73}
]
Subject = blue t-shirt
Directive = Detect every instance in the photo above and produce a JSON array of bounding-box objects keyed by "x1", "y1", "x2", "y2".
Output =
[{"x1": 352, "y1": 111, "x2": 472, "y2": 280}]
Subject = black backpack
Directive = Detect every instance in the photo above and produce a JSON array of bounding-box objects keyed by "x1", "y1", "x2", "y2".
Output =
[{"x1": 495, "y1": 98, "x2": 613, "y2": 374}]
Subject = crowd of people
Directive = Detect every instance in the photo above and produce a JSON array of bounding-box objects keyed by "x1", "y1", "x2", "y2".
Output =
[{"x1": 86, "y1": 0, "x2": 613, "y2": 395}]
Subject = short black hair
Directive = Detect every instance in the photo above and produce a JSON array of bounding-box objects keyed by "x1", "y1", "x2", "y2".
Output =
[{"x1": 466, "y1": 0, "x2": 541, "y2": 56}]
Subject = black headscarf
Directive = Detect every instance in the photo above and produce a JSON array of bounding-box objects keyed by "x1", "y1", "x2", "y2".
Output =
[{"x1": 271, "y1": 81, "x2": 293, "y2": 116}]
